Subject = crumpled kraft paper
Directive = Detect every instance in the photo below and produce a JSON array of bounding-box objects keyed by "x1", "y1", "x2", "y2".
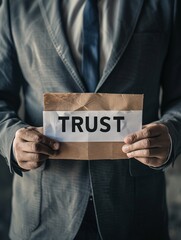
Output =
[{"x1": 43, "y1": 93, "x2": 143, "y2": 160}]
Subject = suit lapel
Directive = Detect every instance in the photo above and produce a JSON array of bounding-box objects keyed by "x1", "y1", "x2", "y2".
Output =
[
  {"x1": 95, "y1": 0, "x2": 145, "y2": 92},
  {"x1": 38, "y1": 0, "x2": 144, "y2": 93},
  {"x1": 38, "y1": 0, "x2": 86, "y2": 92}
]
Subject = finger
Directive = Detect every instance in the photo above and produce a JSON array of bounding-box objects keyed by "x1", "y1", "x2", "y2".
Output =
[
  {"x1": 19, "y1": 141, "x2": 58, "y2": 156},
  {"x1": 18, "y1": 160, "x2": 44, "y2": 170},
  {"x1": 124, "y1": 124, "x2": 167, "y2": 144},
  {"x1": 16, "y1": 127, "x2": 60, "y2": 150},
  {"x1": 16, "y1": 127, "x2": 44, "y2": 142},
  {"x1": 122, "y1": 138, "x2": 155, "y2": 153},
  {"x1": 17, "y1": 152, "x2": 48, "y2": 162},
  {"x1": 126, "y1": 148, "x2": 163, "y2": 159},
  {"x1": 122, "y1": 136, "x2": 169, "y2": 153}
]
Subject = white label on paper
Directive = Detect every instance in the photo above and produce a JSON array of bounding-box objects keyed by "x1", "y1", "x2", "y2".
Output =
[{"x1": 43, "y1": 111, "x2": 142, "y2": 142}]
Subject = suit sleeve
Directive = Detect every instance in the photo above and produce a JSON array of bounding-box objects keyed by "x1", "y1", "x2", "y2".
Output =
[
  {"x1": 0, "y1": 0, "x2": 28, "y2": 173},
  {"x1": 159, "y1": 0, "x2": 181, "y2": 164}
]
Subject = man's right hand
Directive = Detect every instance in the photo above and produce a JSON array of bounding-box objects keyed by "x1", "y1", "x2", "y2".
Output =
[{"x1": 13, "y1": 126, "x2": 60, "y2": 170}]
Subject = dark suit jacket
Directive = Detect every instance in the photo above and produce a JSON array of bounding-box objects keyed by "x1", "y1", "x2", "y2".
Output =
[{"x1": 0, "y1": 0, "x2": 181, "y2": 239}]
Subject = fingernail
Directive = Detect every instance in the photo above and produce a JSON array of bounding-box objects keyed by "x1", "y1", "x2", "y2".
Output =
[
  {"x1": 53, "y1": 142, "x2": 59, "y2": 150},
  {"x1": 126, "y1": 137, "x2": 133, "y2": 143},
  {"x1": 122, "y1": 145, "x2": 129, "y2": 153}
]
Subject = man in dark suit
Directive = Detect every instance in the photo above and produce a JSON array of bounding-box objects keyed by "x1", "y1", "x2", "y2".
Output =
[{"x1": 0, "y1": 0, "x2": 181, "y2": 239}]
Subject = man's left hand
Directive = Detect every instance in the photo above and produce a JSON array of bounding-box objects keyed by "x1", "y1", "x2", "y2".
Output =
[{"x1": 122, "y1": 123, "x2": 171, "y2": 167}]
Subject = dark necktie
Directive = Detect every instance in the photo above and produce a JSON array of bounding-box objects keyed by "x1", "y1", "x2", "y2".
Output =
[{"x1": 82, "y1": 0, "x2": 100, "y2": 92}]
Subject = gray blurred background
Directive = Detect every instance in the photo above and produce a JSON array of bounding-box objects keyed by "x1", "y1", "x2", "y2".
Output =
[{"x1": 0, "y1": 155, "x2": 181, "y2": 240}]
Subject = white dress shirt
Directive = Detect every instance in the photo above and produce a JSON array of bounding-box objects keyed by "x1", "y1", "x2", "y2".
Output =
[{"x1": 61, "y1": 0, "x2": 121, "y2": 77}]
